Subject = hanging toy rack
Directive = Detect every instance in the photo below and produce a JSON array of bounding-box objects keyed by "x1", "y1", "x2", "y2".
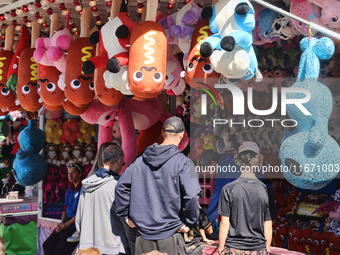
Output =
[{"x1": 251, "y1": 0, "x2": 340, "y2": 41}]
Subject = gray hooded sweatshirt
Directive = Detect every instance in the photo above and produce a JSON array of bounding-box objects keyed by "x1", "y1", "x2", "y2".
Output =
[{"x1": 76, "y1": 169, "x2": 129, "y2": 255}]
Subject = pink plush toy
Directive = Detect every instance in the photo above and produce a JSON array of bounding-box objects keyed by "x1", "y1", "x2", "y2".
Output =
[
  {"x1": 33, "y1": 28, "x2": 73, "y2": 73},
  {"x1": 290, "y1": 0, "x2": 325, "y2": 36},
  {"x1": 60, "y1": 119, "x2": 82, "y2": 145},
  {"x1": 56, "y1": 165, "x2": 68, "y2": 203},
  {"x1": 42, "y1": 165, "x2": 59, "y2": 204},
  {"x1": 164, "y1": 46, "x2": 186, "y2": 96},
  {"x1": 80, "y1": 97, "x2": 189, "y2": 173},
  {"x1": 307, "y1": 0, "x2": 340, "y2": 28}
]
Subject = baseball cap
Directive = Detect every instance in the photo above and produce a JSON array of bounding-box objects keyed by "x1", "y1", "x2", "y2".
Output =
[
  {"x1": 238, "y1": 141, "x2": 260, "y2": 154},
  {"x1": 199, "y1": 149, "x2": 220, "y2": 166},
  {"x1": 163, "y1": 116, "x2": 185, "y2": 133}
]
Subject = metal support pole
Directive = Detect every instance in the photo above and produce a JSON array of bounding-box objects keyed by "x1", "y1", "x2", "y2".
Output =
[{"x1": 251, "y1": 0, "x2": 340, "y2": 41}]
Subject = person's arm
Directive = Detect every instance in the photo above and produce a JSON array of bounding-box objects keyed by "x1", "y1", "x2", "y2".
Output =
[
  {"x1": 55, "y1": 211, "x2": 68, "y2": 232},
  {"x1": 115, "y1": 164, "x2": 134, "y2": 218},
  {"x1": 199, "y1": 208, "x2": 214, "y2": 243},
  {"x1": 218, "y1": 216, "x2": 229, "y2": 253},
  {"x1": 179, "y1": 161, "x2": 201, "y2": 228},
  {"x1": 200, "y1": 227, "x2": 214, "y2": 243},
  {"x1": 264, "y1": 220, "x2": 272, "y2": 252}
]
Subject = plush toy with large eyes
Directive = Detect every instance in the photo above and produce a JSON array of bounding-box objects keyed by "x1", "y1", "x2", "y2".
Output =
[
  {"x1": 16, "y1": 21, "x2": 42, "y2": 114},
  {"x1": 253, "y1": 6, "x2": 280, "y2": 45},
  {"x1": 301, "y1": 229, "x2": 314, "y2": 253},
  {"x1": 128, "y1": 0, "x2": 167, "y2": 101},
  {"x1": 320, "y1": 232, "x2": 334, "y2": 255},
  {"x1": 185, "y1": 20, "x2": 220, "y2": 86},
  {"x1": 311, "y1": 231, "x2": 321, "y2": 254},
  {"x1": 63, "y1": 8, "x2": 95, "y2": 107}
]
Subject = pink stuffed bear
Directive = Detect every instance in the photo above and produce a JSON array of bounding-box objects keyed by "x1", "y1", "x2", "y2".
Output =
[
  {"x1": 60, "y1": 119, "x2": 82, "y2": 145},
  {"x1": 33, "y1": 29, "x2": 73, "y2": 73},
  {"x1": 42, "y1": 166, "x2": 59, "y2": 204},
  {"x1": 56, "y1": 165, "x2": 68, "y2": 203}
]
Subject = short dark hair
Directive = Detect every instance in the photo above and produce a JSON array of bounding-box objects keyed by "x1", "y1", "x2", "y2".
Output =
[{"x1": 102, "y1": 145, "x2": 124, "y2": 164}]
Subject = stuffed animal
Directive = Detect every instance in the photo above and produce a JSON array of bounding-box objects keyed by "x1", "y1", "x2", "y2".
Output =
[
  {"x1": 164, "y1": 50, "x2": 186, "y2": 96},
  {"x1": 62, "y1": 98, "x2": 89, "y2": 116},
  {"x1": 58, "y1": 142, "x2": 73, "y2": 166},
  {"x1": 307, "y1": 0, "x2": 340, "y2": 28},
  {"x1": 16, "y1": 21, "x2": 42, "y2": 114},
  {"x1": 128, "y1": 0, "x2": 167, "y2": 101},
  {"x1": 63, "y1": 8, "x2": 95, "y2": 107},
  {"x1": 292, "y1": 228, "x2": 303, "y2": 252},
  {"x1": 279, "y1": 37, "x2": 340, "y2": 190},
  {"x1": 77, "y1": 119, "x2": 96, "y2": 144},
  {"x1": 42, "y1": 165, "x2": 59, "y2": 204},
  {"x1": 70, "y1": 141, "x2": 84, "y2": 165},
  {"x1": 45, "y1": 143, "x2": 59, "y2": 165},
  {"x1": 290, "y1": 0, "x2": 324, "y2": 36},
  {"x1": 13, "y1": 120, "x2": 47, "y2": 186},
  {"x1": 253, "y1": 6, "x2": 280, "y2": 45},
  {"x1": 185, "y1": 20, "x2": 220, "y2": 87},
  {"x1": 60, "y1": 119, "x2": 82, "y2": 145},
  {"x1": 0, "y1": 26, "x2": 17, "y2": 112},
  {"x1": 158, "y1": 0, "x2": 202, "y2": 64},
  {"x1": 83, "y1": 140, "x2": 96, "y2": 165},
  {"x1": 44, "y1": 119, "x2": 63, "y2": 145},
  {"x1": 56, "y1": 165, "x2": 68, "y2": 202},
  {"x1": 203, "y1": 133, "x2": 217, "y2": 151},
  {"x1": 320, "y1": 232, "x2": 334, "y2": 255},
  {"x1": 199, "y1": 0, "x2": 255, "y2": 58},
  {"x1": 33, "y1": 16, "x2": 73, "y2": 73},
  {"x1": 311, "y1": 231, "x2": 322, "y2": 254},
  {"x1": 301, "y1": 229, "x2": 314, "y2": 253},
  {"x1": 271, "y1": 14, "x2": 295, "y2": 40}
]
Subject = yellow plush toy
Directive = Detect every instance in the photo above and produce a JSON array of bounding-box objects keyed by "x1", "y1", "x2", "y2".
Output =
[
  {"x1": 203, "y1": 133, "x2": 217, "y2": 152},
  {"x1": 44, "y1": 119, "x2": 63, "y2": 145},
  {"x1": 77, "y1": 119, "x2": 96, "y2": 144}
]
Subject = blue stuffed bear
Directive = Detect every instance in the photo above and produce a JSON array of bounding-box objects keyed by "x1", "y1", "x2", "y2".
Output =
[
  {"x1": 279, "y1": 37, "x2": 340, "y2": 190},
  {"x1": 13, "y1": 120, "x2": 47, "y2": 186},
  {"x1": 199, "y1": 0, "x2": 255, "y2": 58}
]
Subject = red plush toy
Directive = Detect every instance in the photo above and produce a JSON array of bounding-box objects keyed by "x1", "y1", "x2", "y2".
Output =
[
  {"x1": 60, "y1": 119, "x2": 82, "y2": 145},
  {"x1": 330, "y1": 235, "x2": 340, "y2": 255},
  {"x1": 320, "y1": 232, "x2": 334, "y2": 255},
  {"x1": 311, "y1": 231, "x2": 322, "y2": 255},
  {"x1": 42, "y1": 165, "x2": 59, "y2": 204},
  {"x1": 63, "y1": 8, "x2": 95, "y2": 107},
  {"x1": 128, "y1": 0, "x2": 167, "y2": 101},
  {"x1": 287, "y1": 225, "x2": 297, "y2": 251},
  {"x1": 292, "y1": 228, "x2": 303, "y2": 252},
  {"x1": 16, "y1": 21, "x2": 42, "y2": 114},
  {"x1": 301, "y1": 229, "x2": 314, "y2": 253}
]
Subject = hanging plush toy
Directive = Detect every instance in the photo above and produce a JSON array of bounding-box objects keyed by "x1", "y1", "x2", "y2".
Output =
[
  {"x1": 0, "y1": 26, "x2": 18, "y2": 112},
  {"x1": 37, "y1": 14, "x2": 65, "y2": 111},
  {"x1": 6, "y1": 26, "x2": 30, "y2": 91},
  {"x1": 34, "y1": 13, "x2": 73, "y2": 73},
  {"x1": 185, "y1": 19, "x2": 220, "y2": 86},
  {"x1": 307, "y1": 0, "x2": 340, "y2": 28},
  {"x1": 63, "y1": 98, "x2": 89, "y2": 116},
  {"x1": 16, "y1": 21, "x2": 42, "y2": 115},
  {"x1": 271, "y1": 14, "x2": 295, "y2": 40},
  {"x1": 12, "y1": 120, "x2": 47, "y2": 186},
  {"x1": 61, "y1": 119, "x2": 82, "y2": 145},
  {"x1": 128, "y1": 0, "x2": 167, "y2": 101},
  {"x1": 63, "y1": 7, "x2": 95, "y2": 107},
  {"x1": 279, "y1": 37, "x2": 340, "y2": 190},
  {"x1": 56, "y1": 165, "x2": 68, "y2": 202},
  {"x1": 199, "y1": 0, "x2": 255, "y2": 58},
  {"x1": 253, "y1": 6, "x2": 280, "y2": 45}
]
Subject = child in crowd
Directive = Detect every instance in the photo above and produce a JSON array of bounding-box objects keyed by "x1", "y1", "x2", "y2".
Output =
[{"x1": 76, "y1": 247, "x2": 102, "y2": 255}]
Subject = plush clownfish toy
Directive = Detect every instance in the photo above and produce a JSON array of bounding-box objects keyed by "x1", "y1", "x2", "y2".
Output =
[{"x1": 82, "y1": 0, "x2": 135, "y2": 75}]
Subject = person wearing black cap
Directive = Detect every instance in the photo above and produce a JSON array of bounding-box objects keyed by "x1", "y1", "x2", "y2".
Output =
[
  {"x1": 217, "y1": 142, "x2": 274, "y2": 255},
  {"x1": 115, "y1": 117, "x2": 201, "y2": 255}
]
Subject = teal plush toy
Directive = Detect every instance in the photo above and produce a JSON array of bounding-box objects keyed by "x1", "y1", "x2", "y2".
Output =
[{"x1": 13, "y1": 120, "x2": 47, "y2": 186}]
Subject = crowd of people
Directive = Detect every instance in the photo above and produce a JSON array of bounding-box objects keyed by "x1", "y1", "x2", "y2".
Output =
[{"x1": 42, "y1": 117, "x2": 274, "y2": 255}]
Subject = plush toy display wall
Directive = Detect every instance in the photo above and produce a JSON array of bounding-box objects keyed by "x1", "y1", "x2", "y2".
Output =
[{"x1": 1, "y1": 0, "x2": 340, "y2": 247}]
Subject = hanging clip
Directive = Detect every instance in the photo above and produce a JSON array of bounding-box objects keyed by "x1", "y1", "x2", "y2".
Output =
[{"x1": 309, "y1": 22, "x2": 314, "y2": 39}]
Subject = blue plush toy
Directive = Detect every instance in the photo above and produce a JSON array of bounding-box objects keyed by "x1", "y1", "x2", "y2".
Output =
[
  {"x1": 199, "y1": 0, "x2": 255, "y2": 58},
  {"x1": 279, "y1": 37, "x2": 340, "y2": 190},
  {"x1": 13, "y1": 120, "x2": 47, "y2": 186}
]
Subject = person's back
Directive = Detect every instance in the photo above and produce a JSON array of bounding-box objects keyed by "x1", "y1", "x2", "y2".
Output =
[
  {"x1": 76, "y1": 145, "x2": 128, "y2": 255},
  {"x1": 122, "y1": 143, "x2": 198, "y2": 240},
  {"x1": 219, "y1": 177, "x2": 270, "y2": 250}
]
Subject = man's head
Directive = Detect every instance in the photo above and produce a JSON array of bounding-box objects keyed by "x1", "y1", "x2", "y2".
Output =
[
  {"x1": 67, "y1": 163, "x2": 83, "y2": 185},
  {"x1": 199, "y1": 149, "x2": 220, "y2": 167},
  {"x1": 102, "y1": 145, "x2": 124, "y2": 174},
  {"x1": 162, "y1": 116, "x2": 185, "y2": 146},
  {"x1": 234, "y1": 141, "x2": 263, "y2": 169}
]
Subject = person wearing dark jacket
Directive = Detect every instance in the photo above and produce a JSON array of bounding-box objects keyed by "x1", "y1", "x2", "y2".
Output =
[{"x1": 115, "y1": 117, "x2": 201, "y2": 255}]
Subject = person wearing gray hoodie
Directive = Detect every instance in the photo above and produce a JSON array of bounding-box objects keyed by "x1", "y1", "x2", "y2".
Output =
[{"x1": 75, "y1": 145, "x2": 129, "y2": 255}]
